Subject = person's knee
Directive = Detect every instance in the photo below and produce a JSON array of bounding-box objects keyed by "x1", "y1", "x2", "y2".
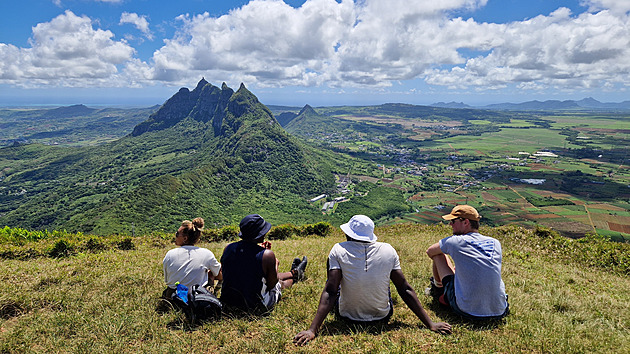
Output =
[{"x1": 279, "y1": 278, "x2": 293, "y2": 290}]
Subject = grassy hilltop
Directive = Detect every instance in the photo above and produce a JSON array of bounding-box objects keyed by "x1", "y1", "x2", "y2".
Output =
[{"x1": 0, "y1": 223, "x2": 628, "y2": 353}]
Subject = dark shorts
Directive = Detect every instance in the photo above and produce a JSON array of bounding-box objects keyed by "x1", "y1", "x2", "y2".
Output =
[{"x1": 442, "y1": 275, "x2": 509, "y2": 321}]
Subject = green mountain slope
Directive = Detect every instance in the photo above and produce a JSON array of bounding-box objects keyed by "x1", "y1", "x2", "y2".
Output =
[{"x1": 0, "y1": 80, "x2": 352, "y2": 234}]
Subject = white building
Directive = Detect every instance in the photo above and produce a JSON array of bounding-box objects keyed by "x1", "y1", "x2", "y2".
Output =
[{"x1": 310, "y1": 194, "x2": 327, "y2": 202}]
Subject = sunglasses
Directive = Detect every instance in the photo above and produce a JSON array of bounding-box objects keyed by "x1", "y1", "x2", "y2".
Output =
[{"x1": 449, "y1": 217, "x2": 465, "y2": 225}]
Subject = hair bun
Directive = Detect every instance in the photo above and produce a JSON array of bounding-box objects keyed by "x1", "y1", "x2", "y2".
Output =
[{"x1": 192, "y1": 217, "x2": 205, "y2": 230}]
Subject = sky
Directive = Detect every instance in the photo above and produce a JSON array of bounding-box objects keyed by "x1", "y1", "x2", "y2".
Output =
[{"x1": 1, "y1": 0, "x2": 630, "y2": 107}]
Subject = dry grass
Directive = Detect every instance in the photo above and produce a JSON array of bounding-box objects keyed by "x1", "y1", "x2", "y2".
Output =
[{"x1": 0, "y1": 224, "x2": 628, "y2": 353}]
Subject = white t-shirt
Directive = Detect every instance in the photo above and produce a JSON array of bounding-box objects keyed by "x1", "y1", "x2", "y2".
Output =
[
  {"x1": 328, "y1": 241, "x2": 401, "y2": 321},
  {"x1": 163, "y1": 246, "x2": 221, "y2": 290}
]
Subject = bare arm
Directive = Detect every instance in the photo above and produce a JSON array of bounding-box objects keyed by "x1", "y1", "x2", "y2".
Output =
[
  {"x1": 261, "y1": 249, "x2": 279, "y2": 291},
  {"x1": 426, "y1": 242, "x2": 444, "y2": 259},
  {"x1": 390, "y1": 269, "x2": 451, "y2": 334},
  {"x1": 293, "y1": 268, "x2": 342, "y2": 346},
  {"x1": 208, "y1": 268, "x2": 223, "y2": 283}
]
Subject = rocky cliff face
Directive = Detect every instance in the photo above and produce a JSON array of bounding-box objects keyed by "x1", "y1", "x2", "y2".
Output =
[{"x1": 131, "y1": 79, "x2": 274, "y2": 137}]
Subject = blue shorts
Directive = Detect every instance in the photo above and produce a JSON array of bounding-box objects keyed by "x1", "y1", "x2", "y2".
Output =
[{"x1": 442, "y1": 275, "x2": 509, "y2": 321}]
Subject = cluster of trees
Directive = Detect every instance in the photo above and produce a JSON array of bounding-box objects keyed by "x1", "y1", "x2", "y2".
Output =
[{"x1": 333, "y1": 183, "x2": 412, "y2": 223}]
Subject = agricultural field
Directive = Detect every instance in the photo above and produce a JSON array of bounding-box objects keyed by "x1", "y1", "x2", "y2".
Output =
[{"x1": 313, "y1": 110, "x2": 630, "y2": 242}]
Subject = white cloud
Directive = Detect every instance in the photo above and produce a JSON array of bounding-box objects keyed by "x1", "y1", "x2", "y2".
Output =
[
  {"x1": 145, "y1": 0, "x2": 356, "y2": 86},
  {"x1": 145, "y1": 0, "x2": 496, "y2": 86},
  {"x1": 0, "y1": 10, "x2": 135, "y2": 87},
  {"x1": 120, "y1": 12, "x2": 153, "y2": 40},
  {"x1": 145, "y1": 0, "x2": 628, "y2": 94},
  {"x1": 4, "y1": 0, "x2": 630, "y2": 95},
  {"x1": 582, "y1": 0, "x2": 630, "y2": 14},
  {"x1": 424, "y1": 8, "x2": 630, "y2": 91}
]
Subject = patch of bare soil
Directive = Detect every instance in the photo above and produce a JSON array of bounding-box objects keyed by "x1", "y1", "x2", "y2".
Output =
[
  {"x1": 529, "y1": 163, "x2": 563, "y2": 171},
  {"x1": 608, "y1": 222, "x2": 630, "y2": 234},
  {"x1": 482, "y1": 192, "x2": 498, "y2": 201},
  {"x1": 524, "y1": 213, "x2": 562, "y2": 219},
  {"x1": 588, "y1": 203, "x2": 627, "y2": 211},
  {"x1": 540, "y1": 221, "x2": 594, "y2": 236}
]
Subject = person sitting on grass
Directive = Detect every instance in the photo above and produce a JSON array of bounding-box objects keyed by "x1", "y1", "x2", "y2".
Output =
[
  {"x1": 293, "y1": 215, "x2": 451, "y2": 346},
  {"x1": 162, "y1": 217, "x2": 222, "y2": 300},
  {"x1": 425, "y1": 205, "x2": 509, "y2": 321},
  {"x1": 220, "y1": 214, "x2": 307, "y2": 314}
]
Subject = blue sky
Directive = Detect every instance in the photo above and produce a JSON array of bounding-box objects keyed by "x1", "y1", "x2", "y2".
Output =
[{"x1": 1, "y1": 0, "x2": 629, "y2": 107}]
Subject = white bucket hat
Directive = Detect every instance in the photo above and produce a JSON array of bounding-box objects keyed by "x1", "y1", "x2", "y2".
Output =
[{"x1": 340, "y1": 215, "x2": 377, "y2": 242}]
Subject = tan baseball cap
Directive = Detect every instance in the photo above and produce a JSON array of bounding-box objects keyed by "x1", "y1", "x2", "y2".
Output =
[{"x1": 442, "y1": 205, "x2": 481, "y2": 221}]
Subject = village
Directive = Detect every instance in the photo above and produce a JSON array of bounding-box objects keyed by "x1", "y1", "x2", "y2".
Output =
[{"x1": 307, "y1": 131, "x2": 570, "y2": 216}]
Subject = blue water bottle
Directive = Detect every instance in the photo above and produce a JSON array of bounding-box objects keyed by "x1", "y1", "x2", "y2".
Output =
[{"x1": 175, "y1": 282, "x2": 188, "y2": 304}]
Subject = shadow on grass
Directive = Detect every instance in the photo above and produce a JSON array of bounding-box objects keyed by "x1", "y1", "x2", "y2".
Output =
[
  {"x1": 0, "y1": 300, "x2": 26, "y2": 320},
  {"x1": 427, "y1": 300, "x2": 508, "y2": 331},
  {"x1": 156, "y1": 297, "x2": 277, "y2": 332},
  {"x1": 318, "y1": 318, "x2": 413, "y2": 337},
  {"x1": 155, "y1": 298, "x2": 195, "y2": 331}
]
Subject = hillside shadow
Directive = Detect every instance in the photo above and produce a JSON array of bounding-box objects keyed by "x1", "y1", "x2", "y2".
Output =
[{"x1": 427, "y1": 301, "x2": 508, "y2": 331}]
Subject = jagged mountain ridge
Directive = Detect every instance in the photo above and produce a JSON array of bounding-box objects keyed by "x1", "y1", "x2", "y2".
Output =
[
  {"x1": 132, "y1": 79, "x2": 255, "y2": 137},
  {"x1": 0, "y1": 80, "x2": 341, "y2": 234}
]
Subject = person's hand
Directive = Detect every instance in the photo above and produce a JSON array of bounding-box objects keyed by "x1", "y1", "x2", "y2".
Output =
[
  {"x1": 430, "y1": 321, "x2": 452, "y2": 334},
  {"x1": 293, "y1": 329, "x2": 315, "y2": 346},
  {"x1": 261, "y1": 241, "x2": 272, "y2": 249}
]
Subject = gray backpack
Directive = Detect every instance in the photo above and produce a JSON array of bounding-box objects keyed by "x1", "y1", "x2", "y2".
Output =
[{"x1": 171, "y1": 284, "x2": 222, "y2": 324}]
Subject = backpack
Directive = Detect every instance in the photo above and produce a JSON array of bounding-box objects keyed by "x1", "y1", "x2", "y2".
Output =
[{"x1": 171, "y1": 284, "x2": 223, "y2": 324}]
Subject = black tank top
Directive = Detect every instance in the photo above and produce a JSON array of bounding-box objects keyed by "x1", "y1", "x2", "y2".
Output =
[{"x1": 220, "y1": 240, "x2": 266, "y2": 312}]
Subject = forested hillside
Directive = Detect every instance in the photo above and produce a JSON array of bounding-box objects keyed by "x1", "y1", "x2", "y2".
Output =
[{"x1": 0, "y1": 80, "x2": 353, "y2": 234}]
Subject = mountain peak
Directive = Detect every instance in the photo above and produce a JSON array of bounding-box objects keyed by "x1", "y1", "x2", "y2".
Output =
[
  {"x1": 298, "y1": 104, "x2": 317, "y2": 116},
  {"x1": 131, "y1": 79, "x2": 264, "y2": 137},
  {"x1": 577, "y1": 97, "x2": 601, "y2": 104},
  {"x1": 234, "y1": 83, "x2": 257, "y2": 101},
  {"x1": 196, "y1": 77, "x2": 209, "y2": 90},
  {"x1": 42, "y1": 104, "x2": 96, "y2": 118}
]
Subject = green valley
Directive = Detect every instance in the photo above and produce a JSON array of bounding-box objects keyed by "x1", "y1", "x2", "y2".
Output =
[
  {"x1": 0, "y1": 105, "x2": 156, "y2": 146},
  {"x1": 276, "y1": 105, "x2": 630, "y2": 241},
  {"x1": 1, "y1": 82, "x2": 629, "y2": 241}
]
